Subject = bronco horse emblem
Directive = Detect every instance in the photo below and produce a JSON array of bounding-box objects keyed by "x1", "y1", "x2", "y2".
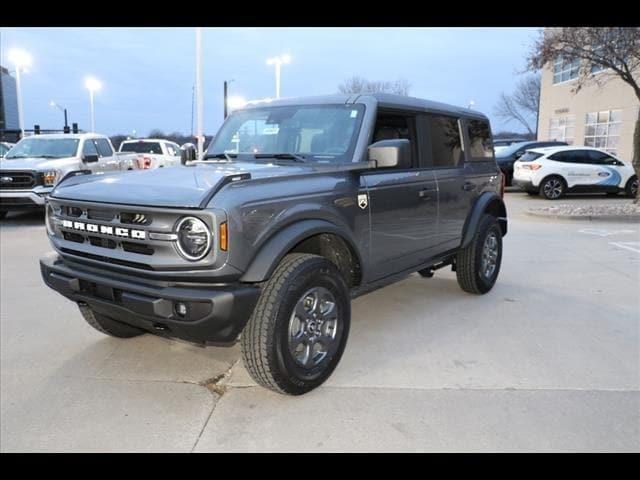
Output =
[{"x1": 358, "y1": 193, "x2": 368, "y2": 210}]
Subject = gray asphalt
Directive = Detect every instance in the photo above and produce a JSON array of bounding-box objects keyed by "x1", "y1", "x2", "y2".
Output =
[{"x1": 1, "y1": 191, "x2": 639, "y2": 452}]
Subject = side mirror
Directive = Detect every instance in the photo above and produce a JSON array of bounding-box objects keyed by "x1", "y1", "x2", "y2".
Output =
[
  {"x1": 367, "y1": 139, "x2": 411, "y2": 169},
  {"x1": 83, "y1": 154, "x2": 99, "y2": 163},
  {"x1": 181, "y1": 143, "x2": 197, "y2": 162}
]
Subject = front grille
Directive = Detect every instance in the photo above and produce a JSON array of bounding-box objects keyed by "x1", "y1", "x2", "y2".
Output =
[
  {"x1": 0, "y1": 196, "x2": 37, "y2": 206},
  {"x1": 63, "y1": 231, "x2": 85, "y2": 243},
  {"x1": 88, "y1": 236, "x2": 117, "y2": 249},
  {"x1": 87, "y1": 209, "x2": 115, "y2": 221},
  {"x1": 0, "y1": 171, "x2": 38, "y2": 190},
  {"x1": 121, "y1": 241, "x2": 154, "y2": 255}
]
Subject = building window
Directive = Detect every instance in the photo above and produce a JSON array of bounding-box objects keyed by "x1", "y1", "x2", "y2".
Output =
[
  {"x1": 584, "y1": 110, "x2": 621, "y2": 155},
  {"x1": 553, "y1": 55, "x2": 580, "y2": 84},
  {"x1": 549, "y1": 115, "x2": 575, "y2": 144}
]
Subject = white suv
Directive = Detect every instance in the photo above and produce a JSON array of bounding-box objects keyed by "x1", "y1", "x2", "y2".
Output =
[{"x1": 513, "y1": 146, "x2": 638, "y2": 200}]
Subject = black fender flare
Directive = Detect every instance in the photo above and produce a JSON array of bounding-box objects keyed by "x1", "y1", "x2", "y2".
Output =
[
  {"x1": 460, "y1": 192, "x2": 508, "y2": 249},
  {"x1": 240, "y1": 219, "x2": 362, "y2": 283}
]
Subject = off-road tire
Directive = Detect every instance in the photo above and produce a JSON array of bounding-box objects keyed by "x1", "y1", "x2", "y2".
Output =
[
  {"x1": 456, "y1": 214, "x2": 503, "y2": 295},
  {"x1": 240, "y1": 253, "x2": 350, "y2": 395},
  {"x1": 539, "y1": 175, "x2": 566, "y2": 200},
  {"x1": 625, "y1": 175, "x2": 639, "y2": 198},
  {"x1": 78, "y1": 304, "x2": 145, "y2": 338}
]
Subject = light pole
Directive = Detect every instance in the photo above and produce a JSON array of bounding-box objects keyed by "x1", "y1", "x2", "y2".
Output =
[
  {"x1": 8, "y1": 48, "x2": 32, "y2": 138},
  {"x1": 468, "y1": 100, "x2": 476, "y2": 109},
  {"x1": 85, "y1": 76, "x2": 102, "y2": 133},
  {"x1": 195, "y1": 27, "x2": 204, "y2": 160},
  {"x1": 266, "y1": 54, "x2": 291, "y2": 99},
  {"x1": 49, "y1": 101, "x2": 69, "y2": 130},
  {"x1": 223, "y1": 79, "x2": 235, "y2": 119}
]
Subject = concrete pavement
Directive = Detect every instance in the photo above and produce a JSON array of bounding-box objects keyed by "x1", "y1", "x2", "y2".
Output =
[{"x1": 1, "y1": 191, "x2": 639, "y2": 451}]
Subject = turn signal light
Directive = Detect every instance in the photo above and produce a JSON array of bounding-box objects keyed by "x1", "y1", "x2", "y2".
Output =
[
  {"x1": 521, "y1": 164, "x2": 542, "y2": 170},
  {"x1": 219, "y1": 222, "x2": 228, "y2": 251}
]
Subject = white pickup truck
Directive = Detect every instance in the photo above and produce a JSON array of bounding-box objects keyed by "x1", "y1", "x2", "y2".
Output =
[
  {"x1": 118, "y1": 138, "x2": 184, "y2": 169},
  {"x1": 0, "y1": 133, "x2": 137, "y2": 218}
]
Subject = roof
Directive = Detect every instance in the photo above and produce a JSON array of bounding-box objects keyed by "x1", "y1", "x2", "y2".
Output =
[
  {"x1": 240, "y1": 93, "x2": 488, "y2": 120},
  {"x1": 526, "y1": 145, "x2": 609, "y2": 155},
  {"x1": 121, "y1": 138, "x2": 174, "y2": 143},
  {"x1": 21, "y1": 133, "x2": 106, "y2": 140}
]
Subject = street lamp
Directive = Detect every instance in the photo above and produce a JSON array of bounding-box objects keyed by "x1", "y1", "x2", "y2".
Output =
[
  {"x1": 266, "y1": 54, "x2": 291, "y2": 99},
  {"x1": 468, "y1": 100, "x2": 476, "y2": 109},
  {"x1": 84, "y1": 76, "x2": 102, "y2": 132},
  {"x1": 49, "y1": 101, "x2": 69, "y2": 130},
  {"x1": 8, "y1": 48, "x2": 32, "y2": 137}
]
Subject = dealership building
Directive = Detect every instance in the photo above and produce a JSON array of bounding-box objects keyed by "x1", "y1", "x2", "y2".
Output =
[{"x1": 537, "y1": 57, "x2": 640, "y2": 162}]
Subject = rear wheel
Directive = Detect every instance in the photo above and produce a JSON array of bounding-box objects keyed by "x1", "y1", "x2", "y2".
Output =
[
  {"x1": 78, "y1": 304, "x2": 145, "y2": 338},
  {"x1": 241, "y1": 253, "x2": 350, "y2": 395},
  {"x1": 540, "y1": 175, "x2": 566, "y2": 200},
  {"x1": 625, "y1": 176, "x2": 639, "y2": 198},
  {"x1": 456, "y1": 214, "x2": 503, "y2": 294}
]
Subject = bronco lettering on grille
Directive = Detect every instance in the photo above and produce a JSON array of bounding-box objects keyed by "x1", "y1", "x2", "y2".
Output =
[{"x1": 61, "y1": 220, "x2": 146, "y2": 240}]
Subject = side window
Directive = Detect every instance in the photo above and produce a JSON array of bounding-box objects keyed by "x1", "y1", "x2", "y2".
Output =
[
  {"x1": 467, "y1": 119, "x2": 493, "y2": 159},
  {"x1": 82, "y1": 139, "x2": 99, "y2": 157},
  {"x1": 95, "y1": 138, "x2": 113, "y2": 157},
  {"x1": 422, "y1": 114, "x2": 463, "y2": 168},
  {"x1": 371, "y1": 112, "x2": 418, "y2": 168},
  {"x1": 551, "y1": 151, "x2": 585, "y2": 164},
  {"x1": 587, "y1": 150, "x2": 615, "y2": 165}
]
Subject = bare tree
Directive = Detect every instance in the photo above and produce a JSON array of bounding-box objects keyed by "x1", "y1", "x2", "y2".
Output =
[
  {"x1": 527, "y1": 27, "x2": 640, "y2": 202},
  {"x1": 338, "y1": 76, "x2": 411, "y2": 96},
  {"x1": 494, "y1": 74, "x2": 541, "y2": 137}
]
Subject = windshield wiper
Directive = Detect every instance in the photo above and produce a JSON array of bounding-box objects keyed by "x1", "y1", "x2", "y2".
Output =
[
  {"x1": 203, "y1": 152, "x2": 237, "y2": 161},
  {"x1": 254, "y1": 153, "x2": 307, "y2": 163}
]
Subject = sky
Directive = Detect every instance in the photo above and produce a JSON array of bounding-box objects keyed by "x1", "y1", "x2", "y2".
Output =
[{"x1": 0, "y1": 27, "x2": 540, "y2": 137}]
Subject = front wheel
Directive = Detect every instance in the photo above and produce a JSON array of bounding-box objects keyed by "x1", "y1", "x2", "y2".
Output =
[
  {"x1": 240, "y1": 253, "x2": 351, "y2": 395},
  {"x1": 540, "y1": 175, "x2": 566, "y2": 200},
  {"x1": 456, "y1": 214, "x2": 503, "y2": 294}
]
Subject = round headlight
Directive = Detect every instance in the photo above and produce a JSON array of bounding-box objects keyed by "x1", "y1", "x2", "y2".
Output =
[{"x1": 175, "y1": 216, "x2": 212, "y2": 261}]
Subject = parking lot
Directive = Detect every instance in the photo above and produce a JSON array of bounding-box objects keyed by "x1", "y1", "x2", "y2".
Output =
[{"x1": 1, "y1": 191, "x2": 639, "y2": 452}]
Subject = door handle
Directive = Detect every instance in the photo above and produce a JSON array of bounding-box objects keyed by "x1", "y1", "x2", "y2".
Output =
[
  {"x1": 418, "y1": 189, "x2": 434, "y2": 200},
  {"x1": 462, "y1": 182, "x2": 477, "y2": 192}
]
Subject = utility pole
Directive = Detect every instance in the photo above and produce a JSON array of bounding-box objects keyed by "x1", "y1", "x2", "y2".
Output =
[{"x1": 195, "y1": 27, "x2": 204, "y2": 160}]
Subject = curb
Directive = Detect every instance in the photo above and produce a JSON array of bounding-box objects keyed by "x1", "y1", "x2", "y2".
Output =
[{"x1": 525, "y1": 210, "x2": 640, "y2": 223}]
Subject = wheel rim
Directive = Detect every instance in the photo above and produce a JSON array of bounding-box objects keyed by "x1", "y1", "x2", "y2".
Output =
[
  {"x1": 481, "y1": 231, "x2": 499, "y2": 280},
  {"x1": 288, "y1": 287, "x2": 339, "y2": 368},
  {"x1": 544, "y1": 178, "x2": 563, "y2": 199}
]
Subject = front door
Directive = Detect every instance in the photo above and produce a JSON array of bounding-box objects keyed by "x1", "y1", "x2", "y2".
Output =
[{"x1": 363, "y1": 110, "x2": 439, "y2": 281}]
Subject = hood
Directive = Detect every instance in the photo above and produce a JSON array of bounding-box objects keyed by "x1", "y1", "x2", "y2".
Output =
[
  {"x1": 0, "y1": 156, "x2": 78, "y2": 171},
  {"x1": 51, "y1": 161, "x2": 318, "y2": 208}
]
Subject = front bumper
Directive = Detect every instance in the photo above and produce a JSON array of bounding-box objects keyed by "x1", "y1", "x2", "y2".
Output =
[
  {"x1": 0, "y1": 189, "x2": 51, "y2": 210},
  {"x1": 40, "y1": 252, "x2": 261, "y2": 345}
]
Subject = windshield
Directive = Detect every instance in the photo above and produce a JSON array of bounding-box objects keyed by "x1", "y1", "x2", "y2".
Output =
[
  {"x1": 120, "y1": 141, "x2": 163, "y2": 154},
  {"x1": 206, "y1": 104, "x2": 365, "y2": 163},
  {"x1": 0, "y1": 144, "x2": 10, "y2": 157},
  {"x1": 4, "y1": 138, "x2": 80, "y2": 159}
]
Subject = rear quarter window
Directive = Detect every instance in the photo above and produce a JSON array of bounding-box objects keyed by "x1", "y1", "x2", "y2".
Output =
[{"x1": 467, "y1": 119, "x2": 494, "y2": 159}]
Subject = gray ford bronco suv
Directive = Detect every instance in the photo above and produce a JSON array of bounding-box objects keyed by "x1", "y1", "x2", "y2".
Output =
[{"x1": 40, "y1": 94, "x2": 507, "y2": 395}]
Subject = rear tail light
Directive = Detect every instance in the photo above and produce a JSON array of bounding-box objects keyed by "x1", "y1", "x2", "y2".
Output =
[
  {"x1": 521, "y1": 163, "x2": 542, "y2": 170},
  {"x1": 136, "y1": 155, "x2": 152, "y2": 169}
]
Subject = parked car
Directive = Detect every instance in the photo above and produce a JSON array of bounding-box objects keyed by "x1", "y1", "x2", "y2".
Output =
[
  {"x1": 40, "y1": 93, "x2": 508, "y2": 395},
  {"x1": 0, "y1": 142, "x2": 15, "y2": 158},
  {"x1": 513, "y1": 146, "x2": 638, "y2": 200},
  {"x1": 496, "y1": 140, "x2": 568, "y2": 186},
  {"x1": 0, "y1": 134, "x2": 137, "y2": 218},
  {"x1": 118, "y1": 139, "x2": 184, "y2": 169},
  {"x1": 493, "y1": 137, "x2": 528, "y2": 155}
]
